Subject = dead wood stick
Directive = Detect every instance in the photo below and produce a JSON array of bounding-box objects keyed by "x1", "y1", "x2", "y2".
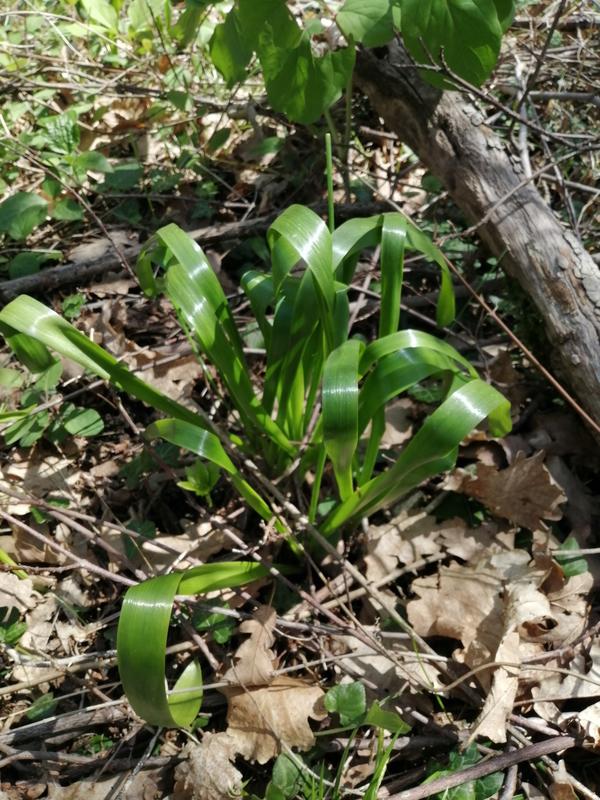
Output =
[
  {"x1": 355, "y1": 41, "x2": 600, "y2": 431},
  {"x1": 511, "y1": 14, "x2": 600, "y2": 30},
  {"x1": 388, "y1": 735, "x2": 577, "y2": 800},
  {"x1": 0, "y1": 202, "x2": 387, "y2": 303},
  {"x1": 0, "y1": 703, "x2": 127, "y2": 747}
]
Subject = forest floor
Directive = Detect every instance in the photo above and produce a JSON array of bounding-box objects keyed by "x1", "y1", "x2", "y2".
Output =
[{"x1": 0, "y1": 2, "x2": 599, "y2": 799}]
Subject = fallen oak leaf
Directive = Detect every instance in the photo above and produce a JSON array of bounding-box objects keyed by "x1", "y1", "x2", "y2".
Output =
[
  {"x1": 221, "y1": 677, "x2": 326, "y2": 764},
  {"x1": 223, "y1": 604, "x2": 277, "y2": 686},
  {"x1": 220, "y1": 605, "x2": 326, "y2": 764},
  {"x1": 453, "y1": 451, "x2": 566, "y2": 531},
  {"x1": 173, "y1": 734, "x2": 243, "y2": 800}
]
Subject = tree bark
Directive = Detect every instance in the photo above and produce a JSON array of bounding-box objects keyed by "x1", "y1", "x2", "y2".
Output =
[{"x1": 355, "y1": 41, "x2": 600, "y2": 427}]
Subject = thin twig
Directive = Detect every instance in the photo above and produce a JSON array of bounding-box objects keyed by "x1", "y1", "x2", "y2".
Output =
[{"x1": 388, "y1": 736, "x2": 577, "y2": 800}]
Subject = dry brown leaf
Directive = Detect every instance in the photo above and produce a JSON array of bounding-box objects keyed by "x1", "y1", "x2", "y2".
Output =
[
  {"x1": 521, "y1": 783, "x2": 548, "y2": 800},
  {"x1": 531, "y1": 644, "x2": 600, "y2": 702},
  {"x1": 549, "y1": 763, "x2": 578, "y2": 800},
  {"x1": 139, "y1": 522, "x2": 229, "y2": 571},
  {"x1": 469, "y1": 575, "x2": 558, "y2": 742},
  {"x1": 454, "y1": 451, "x2": 566, "y2": 531},
  {"x1": 12, "y1": 593, "x2": 90, "y2": 684},
  {"x1": 222, "y1": 677, "x2": 326, "y2": 764},
  {"x1": 560, "y1": 700, "x2": 600, "y2": 749},
  {"x1": 220, "y1": 605, "x2": 325, "y2": 763},
  {"x1": 46, "y1": 769, "x2": 163, "y2": 799},
  {"x1": 0, "y1": 456, "x2": 81, "y2": 516},
  {"x1": 224, "y1": 604, "x2": 277, "y2": 686},
  {"x1": 173, "y1": 735, "x2": 243, "y2": 800},
  {"x1": 10, "y1": 521, "x2": 64, "y2": 565},
  {"x1": 469, "y1": 630, "x2": 520, "y2": 744},
  {"x1": 407, "y1": 549, "x2": 568, "y2": 678},
  {"x1": 470, "y1": 630, "x2": 521, "y2": 743},
  {"x1": 0, "y1": 574, "x2": 39, "y2": 616},
  {"x1": 333, "y1": 632, "x2": 445, "y2": 696},
  {"x1": 380, "y1": 398, "x2": 413, "y2": 448},
  {"x1": 365, "y1": 511, "x2": 442, "y2": 580}
]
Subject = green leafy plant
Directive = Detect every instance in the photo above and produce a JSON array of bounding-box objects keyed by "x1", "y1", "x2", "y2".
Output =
[
  {"x1": 424, "y1": 744, "x2": 504, "y2": 800},
  {"x1": 203, "y1": 0, "x2": 515, "y2": 123},
  {"x1": 0, "y1": 360, "x2": 104, "y2": 448},
  {"x1": 0, "y1": 172, "x2": 510, "y2": 727}
]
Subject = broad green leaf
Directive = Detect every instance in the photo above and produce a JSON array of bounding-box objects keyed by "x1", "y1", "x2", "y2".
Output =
[
  {"x1": 337, "y1": 0, "x2": 396, "y2": 47},
  {"x1": 117, "y1": 562, "x2": 270, "y2": 727},
  {"x1": 401, "y1": 0, "x2": 503, "y2": 87},
  {"x1": 26, "y1": 692, "x2": 57, "y2": 721},
  {"x1": 0, "y1": 367, "x2": 23, "y2": 390},
  {"x1": 333, "y1": 214, "x2": 454, "y2": 325},
  {"x1": 81, "y1": 0, "x2": 119, "y2": 31},
  {"x1": 4, "y1": 412, "x2": 49, "y2": 447},
  {"x1": 75, "y1": 150, "x2": 113, "y2": 174},
  {"x1": 0, "y1": 330, "x2": 55, "y2": 373},
  {"x1": 379, "y1": 214, "x2": 407, "y2": 337},
  {"x1": 153, "y1": 225, "x2": 293, "y2": 456},
  {"x1": 555, "y1": 536, "x2": 588, "y2": 578},
  {"x1": 34, "y1": 359, "x2": 63, "y2": 392},
  {"x1": 359, "y1": 330, "x2": 476, "y2": 377},
  {"x1": 236, "y1": 0, "x2": 298, "y2": 50},
  {"x1": 267, "y1": 754, "x2": 303, "y2": 800},
  {"x1": 212, "y1": 0, "x2": 353, "y2": 123},
  {"x1": 52, "y1": 198, "x2": 84, "y2": 222},
  {"x1": 0, "y1": 193, "x2": 47, "y2": 241},
  {"x1": 207, "y1": 127, "x2": 230, "y2": 153},
  {"x1": 171, "y1": 1, "x2": 208, "y2": 47},
  {"x1": 241, "y1": 270, "x2": 274, "y2": 347},
  {"x1": 147, "y1": 418, "x2": 236, "y2": 474},
  {"x1": 146, "y1": 418, "x2": 278, "y2": 525},
  {"x1": 358, "y1": 347, "x2": 465, "y2": 435},
  {"x1": 323, "y1": 340, "x2": 363, "y2": 500},
  {"x1": 325, "y1": 681, "x2": 366, "y2": 726},
  {"x1": 493, "y1": 0, "x2": 515, "y2": 32},
  {"x1": 209, "y1": 8, "x2": 252, "y2": 85},
  {"x1": 62, "y1": 293, "x2": 86, "y2": 320},
  {"x1": 365, "y1": 701, "x2": 411, "y2": 733},
  {"x1": 268, "y1": 205, "x2": 334, "y2": 346},
  {"x1": 38, "y1": 111, "x2": 80, "y2": 155},
  {"x1": 8, "y1": 250, "x2": 60, "y2": 279},
  {"x1": 259, "y1": 34, "x2": 352, "y2": 124},
  {"x1": 103, "y1": 161, "x2": 143, "y2": 190},
  {"x1": 61, "y1": 405, "x2": 104, "y2": 437},
  {"x1": 323, "y1": 379, "x2": 511, "y2": 532},
  {"x1": 128, "y1": 0, "x2": 164, "y2": 32}
]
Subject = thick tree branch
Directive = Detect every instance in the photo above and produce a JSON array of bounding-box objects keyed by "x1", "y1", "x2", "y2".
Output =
[{"x1": 355, "y1": 41, "x2": 600, "y2": 428}]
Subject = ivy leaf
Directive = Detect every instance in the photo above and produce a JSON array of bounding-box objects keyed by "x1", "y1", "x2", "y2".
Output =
[
  {"x1": 8, "y1": 250, "x2": 60, "y2": 279},
  {"x1": 555, "y1": 535, "x2": 588, "y2": 578},
  {"x1": 75, "y1": 150, "x2": 113, "y2": 174},
  {"x1": 52, "y1": 198, "x2": 84, "y2": 222},
  {"x1": 337, "y1": 0, "x2": 396, "y2": 48},
  {"x1": 210, "y1": 0, "x2": 353, "y2": 123},
  {"x1": 324, "y1": 681, "x2": 366, "y2": 726},
  {"x1": 209, "y1": 9, "x2": 252, "y2": 85},
  {"x1": 0, "y1": 192, "x2": 48, "y2": 240},
  {"x1": 401, "y1": 0, "x2": 503, "y2": 87}
]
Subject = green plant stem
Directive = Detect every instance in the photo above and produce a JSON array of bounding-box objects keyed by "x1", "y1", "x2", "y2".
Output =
[
  {"x1": 343, "y1": 72, "x2": 353, "y2": 203},
  {"x1": 308, "y1": 445, "x2": 327, "y2": 524},
  {"x1": 325, "y1": 132, "x2": 335, "y2": 233}
]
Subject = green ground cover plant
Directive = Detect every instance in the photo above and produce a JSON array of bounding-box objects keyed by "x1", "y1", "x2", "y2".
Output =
[{"x1": 0, "y1": 163, "x2": 511, "y2": 725}]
